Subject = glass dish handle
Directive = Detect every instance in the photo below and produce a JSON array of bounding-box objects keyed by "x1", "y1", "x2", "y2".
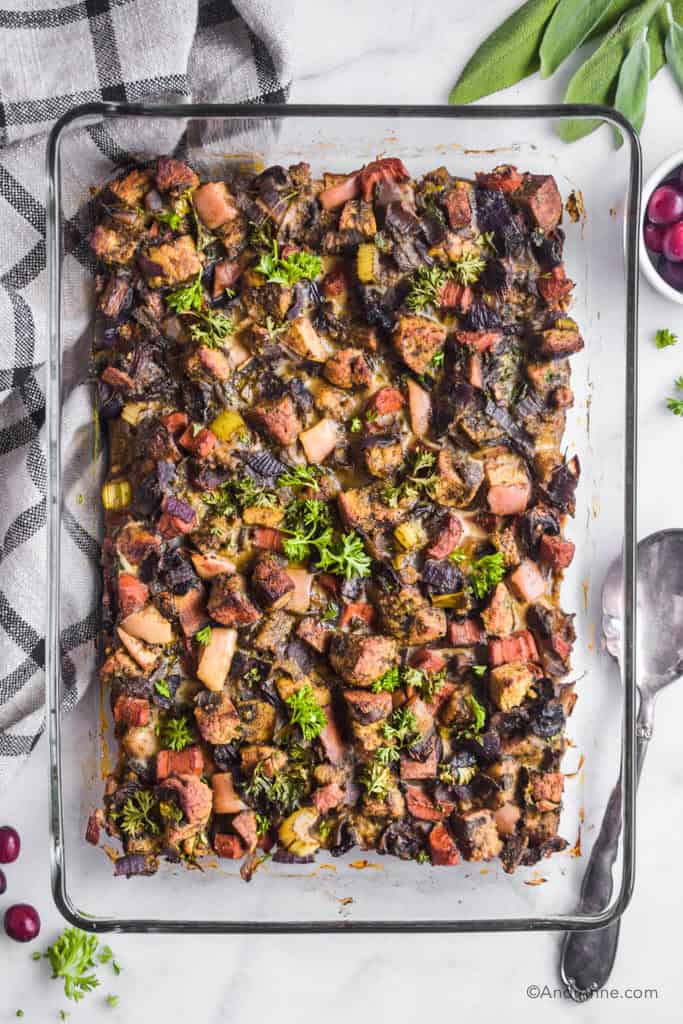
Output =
[{"x1": 560, "y1": 695, "x2": 654, "y2": 1001}]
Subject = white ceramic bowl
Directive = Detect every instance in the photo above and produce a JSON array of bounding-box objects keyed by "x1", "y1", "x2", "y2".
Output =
[{"x1": 640, "y1": 148, "x2": 683, "y2": 304}]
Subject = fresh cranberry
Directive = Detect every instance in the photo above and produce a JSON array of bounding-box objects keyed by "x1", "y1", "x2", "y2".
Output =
[
  {"x1": 648, "y1": 185, "x2": 683, "y2": 225},
  {"x1": 658, "y1": 258, "x2": 683, "y2": 290},
  {"x1": 663, "y1": 222, "x2": 683, "y2": 262},
  {"x1": 0, "y1": 826, "x2": 20, "y2": 864},
  {"x1": 0, "y1": 869, "x2": 6, "y2": 895},
  {"x1": 4, "y1": 904, "x2": 41, "y2": 943},
  {"x1": 644, "y1": 222, "x2": 666, "y2": 253}
]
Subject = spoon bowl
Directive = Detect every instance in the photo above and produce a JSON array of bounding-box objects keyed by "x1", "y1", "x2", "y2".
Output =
[{"x1": 562, "y1": 529, "x2": 683, "y2": 999}]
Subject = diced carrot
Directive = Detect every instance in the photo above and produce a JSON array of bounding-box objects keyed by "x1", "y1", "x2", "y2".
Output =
[
  {"x1": 156, "y1": 745, "x2": 204, "y2": 780},
  {"x1": 475, "y1": 165, "x2": 523, "y2": 193},
  {"x1": 400, "y1": 748, "x2": 438, "y2": 781},
  {"x1": 214, "y1": 833, "x2": 246, "y2": 859},
  {"x1": 313, "y1": 782, "x2": 345, "y2": 814},
  {"x1": 539, "y1": 534, "x2": 575, "y2": 571},
  {"x1": 448, "y1": 619, "x2": 484, "y2": 646},
  {"x1": 405, "y1": 785, "x2": 447, "y2": 822},
  {"x1": 252, "y1": 527, "x2": 285, "y2": 553},
  {"x1": 101, "y1": 365, "x2": 134, "y2": 390},
  {"x1": 117, "y1": 573, "x2": 149, "y2": 617},
  {"x1": 409, "y1": 648, "x2": 446, "y2": 674},
  {"x1": 367, "y1": 386, "x2": 404, "y2": 415},
  {"x1": 487, "y1": 630, "x2": 538, "y2": 667},
  {"x1": 425, "y1": 512, "x2": 463, "y2": 559},
  {"x1": 178, "y1": 425, "x2": 217, "y2": 458},
  {"x1": 428, "y1": 822, "x2": 460, "y2": 866},
  {"x1": 455, "y1": 330, "x2": 502, "y2": 353},
  {"x1": 339, "y1": 602, "x2": 375, "y2": 629},
  {"x1": 232, "y1": 810, "x2": 258, "y2": 852},
  {"x1": 113, "y1": 695, "x2": 150, "y2": 727},
  {"x1": 161, "y1": 411, "x2": 189, "y2": 435}
]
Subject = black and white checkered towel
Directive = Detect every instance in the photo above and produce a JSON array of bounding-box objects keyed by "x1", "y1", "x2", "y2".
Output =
[{"x1": 0, "y1": 0, "x2": 292, "y2": 788}]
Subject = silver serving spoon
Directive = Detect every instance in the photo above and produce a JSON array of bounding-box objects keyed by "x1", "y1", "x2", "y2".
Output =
[{"x1": 561, "y1": 530, "x2": 683, "y2": 1000}]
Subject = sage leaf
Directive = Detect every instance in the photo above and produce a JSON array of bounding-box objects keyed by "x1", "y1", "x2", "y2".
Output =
[
  {"x1": 540, "y1": 0, "x2": 616, "y2": 78},
  {"x1": 613, "y1": 28, "x2": 651, "y2": 145},
  {"x1": 449, "y1": 0, "x2": 560, "y2": 105},
  {"x1": 664, "y1": 2, "x2": 683, "y2": 95},
  {"x1": 558, "y1": 0, "x2": 665, "y2": 143}
]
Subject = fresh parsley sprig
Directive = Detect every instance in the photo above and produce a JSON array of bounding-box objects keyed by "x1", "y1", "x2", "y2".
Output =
[
  {"x1": 255, "y1": 240, "x2": 322, "y2": 287},
  {"x1": 165, "y1": 269, "x2": 204, "y2": 314},
  {"x1": 157, "y1": 715, "x2": 195, "y2": 752},
  {"x1": 469, "y1": 552, "x2": 506, "y2": 600},
  {"x1": 44, "y1": 930, "x2": 101, "y2": 1003},
  {"x1": 656, "y1": 328, "x2": 678, "y2": 349},
  {"x1": 277, "y1": 464, "x2": 319, "y2": 490},
  {"x1": 118, "y1": 791, "x2": 160, "y2": 838},
  {"x1": 285, "y1": 684, "x2": 327, "y2": 741},
  {"x1": 315, "y1": 530, "x2": 371, "y2": 581},
  {"x1": 406, "y1": 264, "x2": 449, "y2": 313},
  {"x1": 188, "y1": 309, "x2": 235, "y2": 349}
]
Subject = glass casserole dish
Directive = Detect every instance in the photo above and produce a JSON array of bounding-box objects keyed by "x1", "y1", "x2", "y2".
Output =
[{"x1": 46, "y1": 103, "x2": 639, "y2": 933}]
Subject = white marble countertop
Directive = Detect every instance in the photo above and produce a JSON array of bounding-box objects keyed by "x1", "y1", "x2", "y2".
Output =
[{"x1": 4, "y1": 1, "x2": 683, "y2": 1020}]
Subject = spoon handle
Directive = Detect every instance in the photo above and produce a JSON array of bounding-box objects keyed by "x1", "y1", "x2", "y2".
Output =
[{"x1": 560, "y1": 701, "x2": 653, "y2": 1001}]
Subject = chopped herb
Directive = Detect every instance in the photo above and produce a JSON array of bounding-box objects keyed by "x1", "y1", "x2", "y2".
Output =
[
  {"x1": 469, "y1": 551, "x2": 505, "y2": 600},
  {"x1": 349, "y1": 417, "x2": 362, "y2": 433},
  {"x1": 157, "y1": 714, "x2": 194, "y2": 752},
  {"x1": 321, "y1": 601, "x2": 339, "y2": 622},
  {"x1": 317, "y1": 818, "x2": 332, "y2": 842},
  {"x1": 281, "y1": 498, "x2": 333, "y2": 562},
  {"x1": 365, "y1": 408, "x2": 378, "y2": 422},
  {"x1": 112, "y1": 963, "x2": 122, "y2": 977},
  {"x1": 448, "y1": 547, "x2": 467, "y2": 564},
  {"x1": 374, "y1": 745, "x2": 400, "y2": 766},
  {"x1": 429, "y1": 349, "x2": 445, "y2": 370},
  {"x1": 59, "y1": 1013, "x2": 69, "y2": 1022},
  {"x1": 154, "y1": 678, "x2": 171, "y2": 698},
  {"x1": 32, "y1": 951, "x2": 42, "y2": 961},
  {"x1": 119, "y1": 790, "x2": 159, "y2": 838},
  {"x1": 255, "y1": 240, "x2": 322, "y2": 287},
  {"x1": 155, "y1": 208, "x2": 182, "y2": 231},
  {"x1": 244, "y1": 760, "x2": 311, "y2": 815},
  {"x1": 416, "y1": 849, "x2": 430, "y2": 864},
  {"x1": 457, "y1": 694, "x2": 487, "y2": 741},
  {"x1": 439, "y1": 761, "x2": 478, "y2": 786},
  {"x1": 255, "y1": 812, "x2": 270, "y2": 837},
  {"x1": 45, "y1": 929, "x2": 101, "y2": 1003},
  {"x1": 195, "y1": 625, "x2": 212, "y2": 646},
  {"x1": 381, "y1": 707, "x2": 419, "y2": 747},
  {"x1": 359, "y1": 760, "x2": 392, "y2": 800},
  {"x1": 371, "y1": 665, "x2": 400, "y2": 693},
  {"x1": 382, "y1": 448, "x2": 436, "y2": 507},
  {"x1": 97, "y1": 946, "x2": 113, "y2": 965},
  {"x1": 476, "y1": 231, "x2": 497, "y2": 254},
  {"x1": 16, "y1": 1012, "x2": 24, "y2": 1018},
  {"x1": 106, "y1": 995, "x2": 119, "y2": 1009},
  {"x1": 165, "y1": 269, "x2": 204, "y2": 314},
  {"x1": 187, "y1": 309, "x2": 235, "y2": 349},
  {"x1": 406, "y1": 264, "x2": 449, "y2": 312},
  {"x1": 451, "y1": 250, "x2": 487, "y2": 286},
  {"x1": 248, "y1": 218, "x2": 275, "y2": 251},
  {"x1": 277, "y1": 464, "x2": 319, "y2": 489},
  {"x1": 404, "y1": 665, "x2": 447, "y2": 702},
  {"x1": 203, "y1": 476, "x2": 277, "y2": 518},
  {"x1": 656, "y1": 328, "x2": 678, "y2": 349},
  {"x1": 666, "y1": 395, "x2": 683, "y2": 416},
  {"x1": 191, "y1": 421, "x2": 204, "y2": 436},
  {"x1": 315, "y1": 530, "x2": 371, "y2": 581},
  {"x1": 285, "y1": 684, "x2": 327, "y2": 741},
  {"x1": 471, "y1": 664, "x2": 488, "y2": 677}
]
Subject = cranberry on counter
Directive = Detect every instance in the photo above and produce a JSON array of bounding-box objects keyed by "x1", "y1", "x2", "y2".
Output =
[
  {"x1": 4, "y1": 904, "x2": 41, "y2": 943},
  {"x1": 0, "y1": 826, "x2": 20, "y2": 864}
]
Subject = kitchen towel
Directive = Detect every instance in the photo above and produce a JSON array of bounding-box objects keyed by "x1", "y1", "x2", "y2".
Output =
[{"x1": 0, "y1": 0, "x2": 292, "y2": 788}]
